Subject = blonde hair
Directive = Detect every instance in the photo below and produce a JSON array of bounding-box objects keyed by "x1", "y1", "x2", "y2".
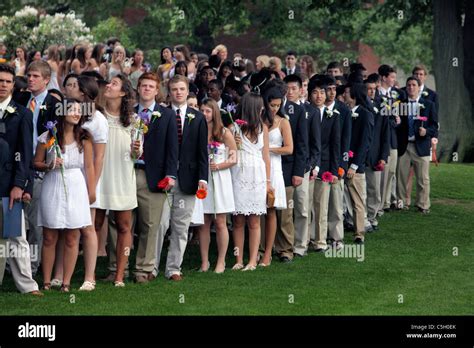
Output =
[
  {"x1": 214, "y1": 44, "x2": 227, "y2": 54},
  {"x1": 269, "y1": 56, "x2": 282, "y2": 71},
  {"x1": 112, "y1": 45, "x2": 126, "y2": 65},
  {"x1": 256, "y1": 55, "x2": 270, "y2": 68}
]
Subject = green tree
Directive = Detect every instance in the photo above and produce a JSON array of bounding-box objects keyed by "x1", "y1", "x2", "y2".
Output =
[{"x1": 92, "y1": 17, "x2": 133, "y2": 49}]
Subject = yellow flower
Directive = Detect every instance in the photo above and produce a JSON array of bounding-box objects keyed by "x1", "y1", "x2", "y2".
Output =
[{"x1": 142, "y1": 125, "x2": 149, "y2": 134}]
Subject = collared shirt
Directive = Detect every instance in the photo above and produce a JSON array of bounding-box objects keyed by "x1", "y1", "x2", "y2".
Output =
[
  {"x1": 28, "y1": 89, "x2": 48, "y2": 154},
  {"x1": 286, "y1": 66, "x2": 295, "y2": 75},
  {"x1": 418, "y1": 85, "x2": 425, "y2": 98},
  {"x1": 319, "y1": 106, "x2": 326, "y2": 122},
  {"x1": 135, "y1": 102, "x2": 156, "y2": 165},
  {"x1": 0, "y1": 95, "x2": 12, "y2": 119},
  {"x1": 378, "y1": 86, "x2": 390, "y2": 97},
  {"x1": 217, "y1": 99, "x2": 223, "y2": 109}
]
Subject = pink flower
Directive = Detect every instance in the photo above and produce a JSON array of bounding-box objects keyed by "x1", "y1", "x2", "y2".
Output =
[
  {"x1": 235, "y1": 119, "x2": 248, "y2": 126},
  {"x1": 418, "y1": 116, "x2": 428, "y2": 122},
  {"x1": 348, "y1": 150, "x2": 354, "y2": 158},
  {"x1": 321, "y1": 171, "x2": 333, "y2": 183},
  {"x1": 209, "y1": 141, "x2": 221, "y2": 148}
]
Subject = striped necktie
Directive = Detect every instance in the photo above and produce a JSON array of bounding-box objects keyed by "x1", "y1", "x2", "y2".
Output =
[
  {"x1": 29, "y1": 98, "x2": 36, "y2": 113},
  {"x1": 176, "y1": 108, "x2": 183, "y2": 144}
]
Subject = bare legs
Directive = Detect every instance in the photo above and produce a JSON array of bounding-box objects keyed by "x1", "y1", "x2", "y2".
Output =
[
  {"x1": 199, "y1": 214, "x2": 229, "y2": 273},
  {"x1": 261, "y1": 208, "x2": 276, "y2": 265},
  {"x1": 232, "y1": 214, "x2": 261, "y2": 268}
]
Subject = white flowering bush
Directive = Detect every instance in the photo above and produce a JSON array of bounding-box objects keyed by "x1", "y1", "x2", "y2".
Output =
[{"x1": 0, "y1": 6, "x2": 93, "y2": 53}]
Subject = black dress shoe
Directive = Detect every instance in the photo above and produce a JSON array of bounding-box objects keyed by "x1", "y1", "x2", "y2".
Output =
[
  {"x1": 354, "y1": 238, "x2": 364, "y2": 245},
  {"x1": 314, "y1": 247, "x2": 328, "y2": 253},
  {"x1": 279, "y1": 256, "x2": 292, "y2": 263}
]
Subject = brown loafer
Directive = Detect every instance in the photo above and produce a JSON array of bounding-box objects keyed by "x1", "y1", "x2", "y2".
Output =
[
  {"x1": 135, "y1": 275, "x2": 149, "y2": 284},
  {"x1": 27, "y1": 290, "x2": 44, "y2": 297},
  {"x1": 169, "y1": 274, "x2": 182, "y2": 281}
]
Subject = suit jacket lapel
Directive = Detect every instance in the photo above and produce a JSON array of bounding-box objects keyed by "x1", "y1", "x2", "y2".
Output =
[{"x1": 182, "y1": 107, "x2": 193, "y2": 142}]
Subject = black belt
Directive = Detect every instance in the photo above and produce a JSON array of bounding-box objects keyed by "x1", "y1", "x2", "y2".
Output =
[{"x1": 134, "y1": 163, "x2": 146, "y2": 170}]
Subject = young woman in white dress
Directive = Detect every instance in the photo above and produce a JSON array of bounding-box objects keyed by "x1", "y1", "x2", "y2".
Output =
[
  {"x1": 230, "y1": 92, "x2": 273, "y2": 271},
  {"x1": 50, "y1": 76, "x2": 109, "y2": 291},
  {"x1": 260, "y1": 87, "x2": 293, "y2": 267},
  {"x1": 198, "y1": 98, "x2": 237, "y2": 274},
  {"x1": 95, "y1": 74, "x2": 140, "y2": 287},
  {"x1": 34, "y1": 100, "x2": 96, "y2": 292}
]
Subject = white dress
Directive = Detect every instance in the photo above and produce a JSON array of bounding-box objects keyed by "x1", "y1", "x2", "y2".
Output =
[
  {"x1": 203, "y1": 136, "x2": 235, "y2": 214},
  {"x1": 47, "y1": 70, "x2": 60, "y2": 91},
  {"x1": 269, "y1": 124, "x2": 287, "y2": 209},
  {"x1": 82, "y1": 110, "x2": 109, "y2": 209},
  {"x1": 231, "y1": 131, "x2": 267, "y2": 215},
  {"x1": 38, "y1": 132, "x2": 92, "y2": 229},
  {"x1": 96, "y1": 110, "x2": 137, "y2": 211}
]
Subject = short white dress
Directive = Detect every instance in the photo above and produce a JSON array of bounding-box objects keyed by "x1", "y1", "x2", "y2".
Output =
[
  {"x1": 96, "y1": 110, "x2": 137, "y2": 211},
  {"x1": 231, "y1": 131, "x2": 266, "y2": 216},
  {"x1": 38, "y1": 132, "x2": 92, "y2": 229},
  {"x1": 203, "y1": 134, "x2": 235, "y2": 214},
  {"x1": 269, "y1": 123, "x2": 287, "y2": 209},
  {"x1": 82, "y1": 110, "x2": 109, "y2": 209}
]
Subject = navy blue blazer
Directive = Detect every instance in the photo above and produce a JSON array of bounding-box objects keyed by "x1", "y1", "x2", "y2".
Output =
[
  {"x1": 304, "y1": 103, "x2": 321, "y2": 173},
  {"x1": 316, "y1": 105, "x2": 340, "y2": 177},
  {"x1": 281, "y1": 100, "x2": 308, "y2": 186},
  {"x1": 134, "y1": 104, "x2": 178, "y2": 193},
  {"x1": 335, "y1": 100, "x2": 352, "y2": 172},
  {"x1": 348, "y1": 105, "x2": 373, "y2": 174},
  {"x1": 0, "y1": 100, "x2": 33, "y2": 197},
  {"x1": 396, "y1": 98, "x2": 438, "y2": 157}
]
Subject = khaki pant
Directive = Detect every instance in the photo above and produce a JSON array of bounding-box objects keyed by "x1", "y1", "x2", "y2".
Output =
[
  {"x1": 366, "y1": 167, "x2": 382, "y2": 226},
  {"x1": 381, "y1": 149, "x2": 398, "y2": 209},
  {"x1": 345, "y1": 173, "x2": 366, "y2": 240},
  {"x1": 25, "y1": 177, "x2": 43, "y2": 275},
  {"x1": 396, "y1": 143, "x2": 431, "y2": 210},
  {"x1": 328, "y1": 179, "x2": 344, "y2": 241},
  {"x1": 313, "y1": 179, "x2": 331, "y2": 249},
  {"x1": 308, "y1": 179, "x2": 316, "y2": 244},
  {"x1": 134, "y1": 169, "x2": 167, "y2": 277},
  {"x1": 293, "y1": 172, "x2": 310, "y2": 255},
  {"x1": 275, "y1": 186, "x2": 295, "y2": 259}
]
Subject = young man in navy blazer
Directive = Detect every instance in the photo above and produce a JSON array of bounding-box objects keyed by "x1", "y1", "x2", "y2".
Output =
[
  {"x1": 0, "y1": 63, "x2": 41, "y2": 295},
  {"x1": 131, "y1": 72, "x2": 178, "y2": 283},
  {"x1": 396, "y1": 76, "x2": 437, "y2": 214}
]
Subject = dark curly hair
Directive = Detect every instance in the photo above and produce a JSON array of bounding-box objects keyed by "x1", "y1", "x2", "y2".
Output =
[{"x1": 111, "y1": 73, "x2": 134, "y2": 128}]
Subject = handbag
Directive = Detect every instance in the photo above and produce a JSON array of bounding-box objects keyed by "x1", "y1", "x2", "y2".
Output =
[{"x1": 266, "y1": 189, "x2": 275, "y2": 208}]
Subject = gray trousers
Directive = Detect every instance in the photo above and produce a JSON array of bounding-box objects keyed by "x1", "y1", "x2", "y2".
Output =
[
  {"x1": 0, "y1": 202, "x2": 39, "y2": 293},
  {"x1": 163, "y1": 180, "x2": 196, "y2": 278},
  {"x1": 293, "y1": 172, "x2": 310, "y2": 255},
  {"x1": 25, "y1": 178, "x2": 43, "y2": 275},
  {"x1": 365, "y1": 167, "x2": 382, "y2": 226}
]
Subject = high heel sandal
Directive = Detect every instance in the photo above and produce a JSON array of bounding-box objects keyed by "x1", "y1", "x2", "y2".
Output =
[
  {"x1": 51, "y1": 279, "x2": 62, "y2": 288},
  {"x1": 60, "y1": 284, "x2": 71, "y2": 293},
  {"x1": 214, "y1": 263, "x2": 226, "y2": 274},
  {"x1": 43, "y1": 283, "x2": 51, "y2": 291},
  {"x1": 258, "y1": 256, "x2": 272, "y2": 267},
  {"x1": 198, "y1": 261, "x2": 210, "y2": 273}
]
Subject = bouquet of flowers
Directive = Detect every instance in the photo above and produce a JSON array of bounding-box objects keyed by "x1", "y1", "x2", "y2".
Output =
[
  {"x1": 44, "y1": 121, "x2": 68, "y2": 200},
  {"x1": 131, "y1": 111, "x2": 149, "y2": 160}
]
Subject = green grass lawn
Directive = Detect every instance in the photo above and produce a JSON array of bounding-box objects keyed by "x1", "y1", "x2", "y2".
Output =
[{"x1": 0, "y1": 163, "x2": 473, "y2": 315}]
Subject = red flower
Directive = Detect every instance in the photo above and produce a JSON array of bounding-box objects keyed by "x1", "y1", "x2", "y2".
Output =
[
  {"x1": 235, "y1": 119, "x2": 248, "y2": 126},
  {"x1": 348, "y1": 150, "x2": 354, "y2": 158},
  {"x1": 157, "y1": 177, "x2": 170, "y2": 190},
  {"x1": 374, "y1": 163, "x2": 385, "y2": 171},
  {"x1": 196, "y1": 189, "x2": 207, "y2": 199},
  {"x1": 418, "y1": 116, "x2": 428, "y2": 122},
  {"x1": 321, "y1": 171, "x2": 333, "y2": 183}
]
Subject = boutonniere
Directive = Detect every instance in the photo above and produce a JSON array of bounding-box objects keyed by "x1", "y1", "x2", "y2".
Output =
[
  {"x1": 373, "y1": 106, "x2": 379, "y2": 113},
  {"x1": 390, "y1": 90, "x2": 399, "y2": 99},
  {"x1": 419, "y1": 103, "x2": 425, "y2": 109},
  {"x1": 6, "y1": 105, "x2": 16, "y2": 114},
  {"x1": 351, "y1": 111, "x2": 359, "y2": 119},
  {"x1": 39, "y1": 104, "x2": 47, "y2": 112},
  {"x1": 151, "y1": 111, "x2": 161, "y2": 123},
  {"x1": 422, "y1": 90, "x2": 429, "y2": 97},
  {"x1": 325, "y1": 109, "x2": 334, "y2": 119},
  {"x1": 187, "y1": 113, "x2": 195, "y2": 124},
  {"x1": 305, "y1": 112, "x2": 309, "y2": 119}
]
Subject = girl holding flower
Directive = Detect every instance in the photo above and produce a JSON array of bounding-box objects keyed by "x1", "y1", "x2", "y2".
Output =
[
  {"x1": 197, "y1": 98, "x2": 237, "y2": 273},
  {"x1": 230, "y1": 92, "x2": 273, "y2": 271},
  {"x1": 34, "y1": 100, "x2": 96, "y2": 292}
]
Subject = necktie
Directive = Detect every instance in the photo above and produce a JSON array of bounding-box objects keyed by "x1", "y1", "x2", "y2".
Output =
[
  {"x1": 176, "y1": 108, "x2": 183, "y2": 144},
  {"x1": 408, "y1": 101, "x2": 416, "y2": 138},
  {"x1": 29, "y1": 98, "x2": 36, "y2": 113}
]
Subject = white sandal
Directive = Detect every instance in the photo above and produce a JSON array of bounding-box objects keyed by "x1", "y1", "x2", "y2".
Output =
[
  {"x1": 114, "y1": 281, "x2": 125, "y2": 287},
  {"x1": 242, "y1": 264, "x2": 256, "y2": 271},
  {"x1": 79, "y1": 281, "x2": 95, "y2": 291},
  {"x1": 232, "y1": 263, "x2": 244, "y2": 270},
  {"x1": 51, "y1": 279, "x2": 62, "y2": 288}
]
